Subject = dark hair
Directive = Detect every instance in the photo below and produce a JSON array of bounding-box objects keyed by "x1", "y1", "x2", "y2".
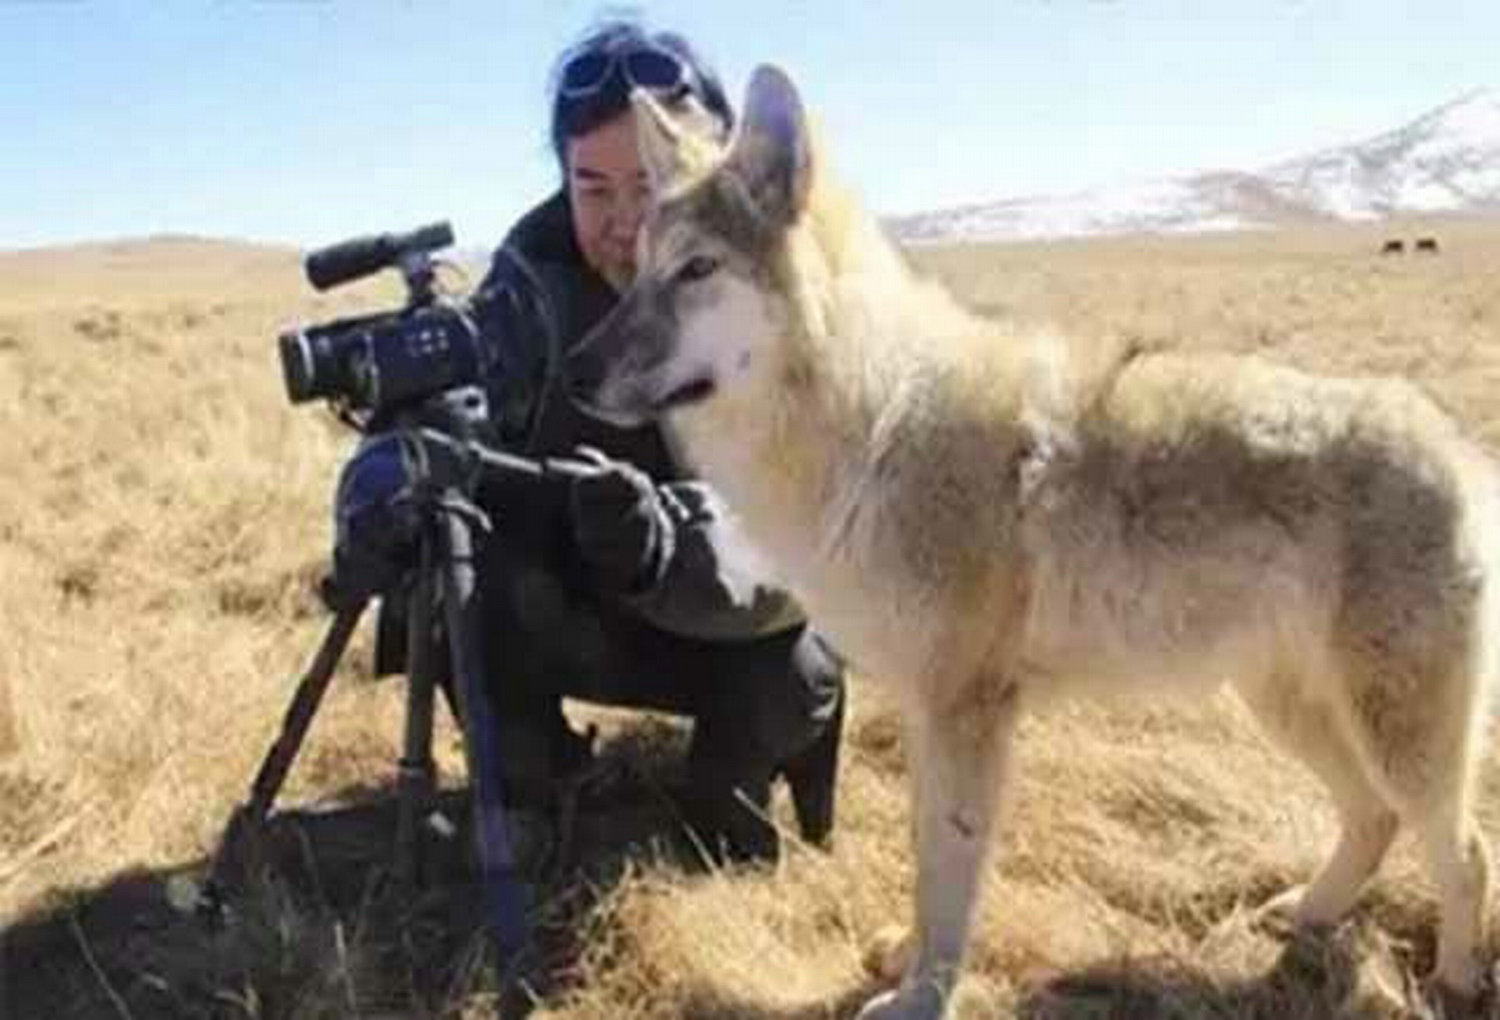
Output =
[{"x1": 548, "y1": 18, "x2": 735, "y2": 172}]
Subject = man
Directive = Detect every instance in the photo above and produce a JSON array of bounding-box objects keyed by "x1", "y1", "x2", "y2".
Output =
[{"x1": 462, "y1": 19, "x2": 845, "y2": 864}]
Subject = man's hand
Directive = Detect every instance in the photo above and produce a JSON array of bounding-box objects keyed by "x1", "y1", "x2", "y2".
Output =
[{"x1": 568, "y1": 446, "x2": 671, "y2": 594}]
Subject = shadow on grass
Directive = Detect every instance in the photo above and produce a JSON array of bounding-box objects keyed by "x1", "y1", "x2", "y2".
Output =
[
  {"x1": 0, "y1": 761, "x2": 713, "y2": 1020},
  {"x1": 1012, "y1": 919, "x2": 1483, "y2": 1020},
  {"x1": 644, "y1": 929, "x2": 1439, "y2": 1020}
]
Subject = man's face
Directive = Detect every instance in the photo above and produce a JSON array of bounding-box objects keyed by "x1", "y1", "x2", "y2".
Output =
[{"x1": 567, "y1": 110, "x2": 651, "y2": 292}]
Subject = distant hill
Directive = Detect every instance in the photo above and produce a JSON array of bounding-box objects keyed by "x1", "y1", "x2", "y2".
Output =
[{"x1": 889, "y1": 88, "x2": 1500, "y2": 243}]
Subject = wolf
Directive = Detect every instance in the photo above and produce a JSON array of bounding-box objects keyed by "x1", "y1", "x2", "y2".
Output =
[{"x1": 567, "y1": 66, "x2": 1498, "y2": 1020}]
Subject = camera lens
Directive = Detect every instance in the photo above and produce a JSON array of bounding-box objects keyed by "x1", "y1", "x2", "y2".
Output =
[{"x1": 279, "y1": 330, "x2": 319, "y2": 403}]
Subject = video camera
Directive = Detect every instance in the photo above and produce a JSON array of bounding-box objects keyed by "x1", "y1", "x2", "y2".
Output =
[
  {"x1": 271, "y1": 222, "x2": 495, "y2": 605},
  {"x1": 277, "y1": 221, "x2": 491, "y2": 419}
]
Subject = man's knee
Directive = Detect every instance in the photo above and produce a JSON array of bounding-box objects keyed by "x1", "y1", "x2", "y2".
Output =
[
  {"x1": 789, "y1": 628, "x2": 845, "y2": 734},
  {"x1": 687, "y1": 627, "x2": 847, "y2": 858},
  {"x1": 730, "y1": 627, "x2": 846, "y2": 765}
]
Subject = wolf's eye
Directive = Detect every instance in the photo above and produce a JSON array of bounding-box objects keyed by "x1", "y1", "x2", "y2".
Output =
[{"x1": 676, "y1": 255, "x2": 721, "y2": 284}]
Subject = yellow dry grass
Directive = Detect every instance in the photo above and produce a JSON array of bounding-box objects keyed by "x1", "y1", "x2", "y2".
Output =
[{"x1": 2, "y1": 222, "x2": 1499, "y2": 1019}]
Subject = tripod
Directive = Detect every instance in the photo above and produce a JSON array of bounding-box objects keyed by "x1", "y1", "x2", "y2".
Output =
[{"x1": 197, "y1": 405, "x2": 587, "y2": 962}]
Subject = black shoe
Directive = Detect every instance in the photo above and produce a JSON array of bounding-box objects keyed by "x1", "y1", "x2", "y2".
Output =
[
  {"x1": 779, "y1": 684, "x2": 844, "y2": 848},
  {"x1": 678, "y1": 767, "x2": 779, "y2": 866}
]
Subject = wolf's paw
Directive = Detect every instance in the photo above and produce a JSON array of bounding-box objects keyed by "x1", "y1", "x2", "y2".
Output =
[
  {"x1": 854, "y1": 983, "x2": 945, "y2": 1020},
  {"x1": 862, "y1": 924, "x2": 915, "y2": 983},
  {"x1": 1251, "y1": 884, "x2": 1318, "y2": 939}
]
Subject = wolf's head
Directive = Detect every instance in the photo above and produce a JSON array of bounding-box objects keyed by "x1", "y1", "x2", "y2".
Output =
[{"x1": 567, "y1": 65, "x2": 815, "y2": 428}]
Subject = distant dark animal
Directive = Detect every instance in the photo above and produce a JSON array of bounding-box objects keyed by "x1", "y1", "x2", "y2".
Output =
[
  {"x1": 1416, "y1": 237, "x2": 1441, "y2": 254},
  {"x1": 1381, "y1": 239, "x2": 1405, "y2": 255}
]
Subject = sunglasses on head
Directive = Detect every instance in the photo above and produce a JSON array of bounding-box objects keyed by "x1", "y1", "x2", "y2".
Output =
[{"x1": 559, "y1": 43, "x2": 692, "y2": 98}]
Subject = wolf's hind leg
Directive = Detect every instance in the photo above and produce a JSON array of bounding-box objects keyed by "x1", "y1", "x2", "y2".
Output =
[
  {"x1": 1412, "y1": 793, "x2": 1493, "y2": 994},
  {"x1": 1241, "y1": 680, "x2": 1399, "y2": 927},
  {"x1": 1336, "y1": 656, "x2": 1492, "y2": 996}
]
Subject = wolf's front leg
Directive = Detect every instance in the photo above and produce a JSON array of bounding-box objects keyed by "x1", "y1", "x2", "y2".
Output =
[{"x1": 858, "y1": 683, "x2": 1020, "y2": 1020}]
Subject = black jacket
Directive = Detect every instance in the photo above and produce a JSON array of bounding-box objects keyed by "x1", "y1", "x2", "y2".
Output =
[{"x1": 466, "y1": 191, "x2": 801, "y2": 640}]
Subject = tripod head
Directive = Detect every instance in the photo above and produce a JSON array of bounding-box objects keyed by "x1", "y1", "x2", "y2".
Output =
[{"x1": 325, "y1": 389, "x2": 589, "y2": 612}]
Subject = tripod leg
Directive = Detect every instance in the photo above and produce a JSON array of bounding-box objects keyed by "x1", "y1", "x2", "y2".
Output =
[
  {"x1": 199, "y1": 599, "x2": 366, "y2": 919},
  {"x1": 395, "y1": 554, "x2": 439, "y2": 888},
  {"x1": 437, "y1": 511, "x2": 532, "y2": 959}
]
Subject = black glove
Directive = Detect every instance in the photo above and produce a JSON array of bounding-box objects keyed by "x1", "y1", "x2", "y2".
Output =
[{"x1": 567, "y1": 446, "x2": 672, "y2": 594}]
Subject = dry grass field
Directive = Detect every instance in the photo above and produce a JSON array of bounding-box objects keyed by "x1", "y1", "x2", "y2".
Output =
[{"x1": 2, "y1": 220, "x2": 1498, "y2": 1019}]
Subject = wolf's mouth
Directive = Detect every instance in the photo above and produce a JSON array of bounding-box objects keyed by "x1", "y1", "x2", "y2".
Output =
[{"x1": 652, "y1": 376, "x2": 716, "y2": 412}]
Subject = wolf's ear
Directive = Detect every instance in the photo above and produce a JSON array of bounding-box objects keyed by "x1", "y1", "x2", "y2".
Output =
[
  {"x1": 633, "y1": 89, "x2": 728, "y2": 190},
  {"x1": 667, "y1": 91, "x2": 730, "y2": 146},
  {"x1": 632, "y1": 88, "x2": 695, "y2": 191},
  {"x1": 627, "y1": 87, "x2": 726, "y2": 191},
  {"x1": 728, "y1": 65, "x2": 812, "y2": 230}
]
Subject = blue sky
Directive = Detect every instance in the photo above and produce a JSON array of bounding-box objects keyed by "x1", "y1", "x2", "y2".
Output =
[{"x1": 2, "y1": 1, "x2": 1494, "y2": 251}]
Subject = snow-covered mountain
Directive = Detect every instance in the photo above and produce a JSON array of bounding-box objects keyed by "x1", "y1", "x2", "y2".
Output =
[{"x1": 889, "y1": 88, "x2": 1500, "y2": 244}]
